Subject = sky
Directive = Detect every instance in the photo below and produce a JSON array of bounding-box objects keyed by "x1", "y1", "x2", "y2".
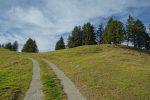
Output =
[{"x1": 0, "y1": 0, "x2": 150, "y2": 52}]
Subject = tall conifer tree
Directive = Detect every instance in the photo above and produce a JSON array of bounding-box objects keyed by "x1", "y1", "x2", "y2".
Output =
[
  {"x1": 126, "y1": 16, "x2": 135, "y2": 46},
  {"x1": 22, "y1": 38, "x2": 38, "y2": 52},
  {"x1": 55, "y1": 36, "x2": 65, "y2": 50},
  {"x1": 12, "y1": 41, "x2": 18, "y2": 51},
  {"x1": 96, "y1": 24, "x2": 104, "y2": 44},
  {"x1": 82, "y1": 22, "x2": 96, "y2": 45}
]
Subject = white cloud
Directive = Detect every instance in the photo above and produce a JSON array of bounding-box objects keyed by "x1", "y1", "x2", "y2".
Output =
[{"x1": 0, "y1": 0, "x2": 150, "y2": 51}]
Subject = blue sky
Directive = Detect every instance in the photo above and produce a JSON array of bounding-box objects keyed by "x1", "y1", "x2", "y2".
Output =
[{"x1": 0, "y1": 0, "x2": 150, "y2": 52}]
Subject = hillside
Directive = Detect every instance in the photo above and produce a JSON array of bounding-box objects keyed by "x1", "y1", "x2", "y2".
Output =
[
  {"x1": 0, "y1": 49, "x2": 32, "y2": 100},
  {"x1": 0, "y1": 45, "x2": 150, "y2": 100},
  {"x1": 0, "y1": 49, "x2": 67, "y2": 100},
  {"x1": 38, "y1": 45, "x2": 150, "y2": 100}
]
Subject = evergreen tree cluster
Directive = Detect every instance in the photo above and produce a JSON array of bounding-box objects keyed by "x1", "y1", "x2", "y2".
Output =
[
  {"x1": 67, "y1": 22, "x2": 97, "y2": 48},
  {"x1": 103, "y1": 18, "x2": 125, "y2": 44},
  {"x1": 1, "y1": 16, "x2": 150, "y2": 52},
  {"x1": 55, "y1": 16, "x2": 149, "y2": 50},
  {"x1": 0, "y1": 44, "x2": 5, "y2": 48},
  {"x1": 125, "y1": 16, "x2": 149, "y2": 49},
  {"x1": 22, "y1": 38, "x2": 38, "y2": 53},
  {"x1": 103, "y1": 16, "x2": 150, "y2": 50},
  {"x1": 0, "y1": 38, "x2": 38, "y2": 52},
  {"x1": 68, "y1": 26, "x2": 83, "y2": 48},
  {"x1": 0, "y1": 41, "x2": 18, "y2": 51}
]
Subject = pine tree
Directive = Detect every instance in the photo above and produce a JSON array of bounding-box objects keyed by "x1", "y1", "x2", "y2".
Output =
[
  {"x1": 22, "y1": 38, "x2": 38, "y2": 52},
  {"x1": 148, "y1": 24, "x2": 150, "y2": 36},
  {"x1": 68, "y1": 36, "x2": 76, "y2": 48},
  {"x1": 67, "y1": 26, "x2": 83, "y2": 48},
  {"x1": 82, "y1": 22, "x2": 96, "y2": 45},
  {"x1": 145, "y1": 33, "x2": 150, "y2": 50},
  {"x1": 103, "y1": 17, "x2": 113, "y2": 43},
  {"x1": 96, "y1": 24, "x2": 104, "y2": 44},
  {"x1": 32, "y1": 40, "x2": 38, "y2": 52},
  {"x1": 73, "y1": 26, "x2": 83, "y2": 46},
  {"x1": 12, "y1": 41, "x2": 18, "y2": 51},
  {"x1": 109, "y1": 20, "x2": 124, "y2": 44},
  {"x1": 1, "y1": 44, "x2": 5, "y2": 48},
  {"x1": 126, "y1": 16, "x2": 135, "y2": 46},
  {"x1": 5, "y1": 42, "x2": 12, "y2": 50},
  {"x1": 103, "y1": 19, "x2": 124, "y2": 44},
  {"x1": 117, "y1": 21, "x2": 125, "y2": 44},
  {"x1": 133, "y1": 19, "x2": 147, "y2": 48},
  {"x1": 55, "y1": 36, "x2": 65, "y2": 50}
]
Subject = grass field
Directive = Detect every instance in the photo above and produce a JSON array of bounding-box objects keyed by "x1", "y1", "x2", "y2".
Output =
[
  {"x1": 0, "y1": 45, "x2": 150, "y2": 100},
  {"x1": 0, "y1": 48, "x2": 66, "y2": 100},
  {"x1": 40, "y1": 45, "x2": 150, "y2": 100},
  {"x1": 37, "y1": 59, "x2": 66, "y2": 100},
  {"x1": 0, "y1": 49, "x2": 32, "y2": 100}
]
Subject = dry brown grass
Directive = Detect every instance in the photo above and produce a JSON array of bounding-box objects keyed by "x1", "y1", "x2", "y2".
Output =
[{"x1": 39, "y1": 45, "x2": 150, "y2": 100}]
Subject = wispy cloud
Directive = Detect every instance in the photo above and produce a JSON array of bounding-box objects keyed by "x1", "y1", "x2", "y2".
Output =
[{"x1": 0, "y1": 0, "x2": 150, "y2": 51}]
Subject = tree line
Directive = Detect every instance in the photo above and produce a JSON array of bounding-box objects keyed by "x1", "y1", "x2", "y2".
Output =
[
  {"x1": 55, "y1": 16, "x2": 150, "y2": 50},
  {"x1": 1, "y1": 15, "x2": 150, "y2": 52},
  {"x1": 0, "y1": 38, "x2": 38, "y2": 52},
  {"x1": 0, "y1": 41, "x2": 18, "y2": 51}
]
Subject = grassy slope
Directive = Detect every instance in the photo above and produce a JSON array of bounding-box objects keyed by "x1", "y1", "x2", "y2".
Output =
[
  {"x1": 0, "y1": 49, "x2": 32, "y2": 100},
  {"x1": 0, "y1": 48, "x2": 66, "y2": 100},
  {"x1": 36, "y1": 59, "x2": 66, "y2": 100},
  {"x1": 40, "y1": 45, "x2": 150, "y2": 100}
]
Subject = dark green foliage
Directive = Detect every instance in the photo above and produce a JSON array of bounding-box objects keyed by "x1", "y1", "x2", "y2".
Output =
[
  {"x1": 146, "y1": 24, "x2": 150, "y2": 50},
  {"x1": 126, "y1": 16, "x2": 148, "y2": 49},
  {"x1": 2, "y1": 41, "x2": 18, "y2": 51},
  {"x1": 148, "y1": 24, "x2": 150, "y2": 36},
  {"x1": 68, "y1": 36, "x2": 76, "y2": 48},
  {"x1": 1, "y1": 44, "x2": 5, "y2": 48},
  {"x1": 96, "y1": 24, "x2": 104, "y2": 44},
  {"x1": 145, "y1": 33, "x2": 150, "y2": 50},
  {"x1": 22, "y1": 38, "x2": 38, "y2": 52},
  {"x1": 126, "y1": 16, "x2": 135, "y2": 46},
  {"x1": 82, "y1": 22, "x2": 96, "y2": 45},
  {"x1": 0, "y1": 44, "x2": 4, "y2": 48},
  {"x1": 109, "y1": 20, "x2": 124, "y2": 44},
  {"x1": 68, "y1": 26, "x2": 83, "y2": 48},
  {"x1": 133, "y1": 19, "x2": 147, "y2": 48},
  {"x1": 68, "y1": 22, "x2": 96, "y2": 48},
  {"x1": 5, "y1": 42, "x2": 12, "y2": 50},
  {"x1": 12, "y1": 41, "x2": 18, "y2": 51},
  {"x1": 103, "y1": 17, "x2": 114, "y2": 43},
  {"x1": 103, "y1": 18, "x2": 125, "y2": 44},
  {"x1": 72, "y1": 26, "x2": 83, "y2": 46},
  {"x1": 55, "y1": 36, "x2": 65, "y2": 50}
]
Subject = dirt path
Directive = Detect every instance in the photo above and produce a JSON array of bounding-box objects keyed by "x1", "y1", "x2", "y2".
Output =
[
  {"x1": 43, "y1": 59, "x2": 86, "y2": 100},
  {"x1": 23, "y1": 59, "x2": 43, "y2": 100}
]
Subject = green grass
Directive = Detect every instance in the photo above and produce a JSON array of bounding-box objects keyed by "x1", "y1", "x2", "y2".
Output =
[
  {"x1": 37, "y1": 59, "x2": 66, "y2": 100},
  {"x1": 0, "y1": 49, "x2": 32, "y2": 100},
  {"x1": 0, "y1": 48, "x2": 66, "y2": 100},
  {"x1": 1, "y1": 45, "x2": 150, "y2": 100},
  {"x1": 40, "y1": 45, "x2": 150, "y2": 100}
]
